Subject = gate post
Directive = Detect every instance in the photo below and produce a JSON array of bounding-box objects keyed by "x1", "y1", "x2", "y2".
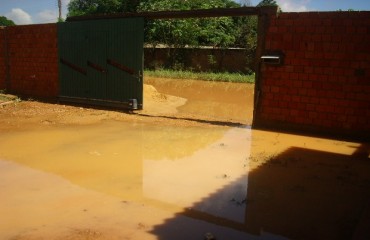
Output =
[{"x1": 252, "y1": 6, "x2": 278, "y2": 128}]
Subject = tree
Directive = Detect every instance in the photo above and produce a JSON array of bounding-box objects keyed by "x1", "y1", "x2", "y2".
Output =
[
  {"x1": 138, "y1": 0, "x2": 241, "y2": 48},
  {"x1": 228, "y1": 15, "x2": 257, "y2": 73},
  {"x1": 0, "y1": 16, "x2": 16, "y2": 26},
  {"x1": 138, "y1": 0, "x2": 244, "y2": 69},
  {"x1": 256, "y1": 0, "x2": 278, "y2": 7},
  {"x1": 67, "y1": 0, "x2": 141, "y2": 17},
  {"x1": 68, "y1": 0, "x2": 120, "y2": 16}
]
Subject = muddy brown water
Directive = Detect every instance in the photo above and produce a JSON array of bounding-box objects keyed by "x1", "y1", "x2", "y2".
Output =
[
  {"x1": 144, "y1": 78, "x2": 255, "y2": 125},
  {"x1": 0, "y1": 78, "x2": 369, "y2": 240}
]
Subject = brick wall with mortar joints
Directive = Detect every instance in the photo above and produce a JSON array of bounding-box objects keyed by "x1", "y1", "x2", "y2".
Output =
[
  {"x1": 6, "y1": 24, "x2": 58, "y2": 98},
  {"x1": 257, "y1": 11, "x2": 370, "y2": 138},
  {"x1": 0, "y1": 28, "x2": 6, "y2": 90}
]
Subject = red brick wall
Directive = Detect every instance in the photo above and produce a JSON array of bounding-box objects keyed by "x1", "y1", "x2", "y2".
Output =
[
  {"x1": 4, "y1": 24, "x2": 58, "y2": 98},
  {"x1": 254, "y1": 11, "x2": 370, "y2": 139},
  {"x1": 0, "y1": 27, "x2": 6, "y2": 90}
]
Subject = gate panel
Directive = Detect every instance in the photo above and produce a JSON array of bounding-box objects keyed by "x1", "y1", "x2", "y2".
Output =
[
  {"x1": 58, "y1": 18, "x2": 144, "y2": 109},
  {"x1": 87, "y1": 31, "x2": 107, "y2": 100},
  {"x1": 59, "y1": 30, "x2": 88, "y2": 98},
  {"x1": 107, "y1": 19, "x2": 144, "y2": 106}
]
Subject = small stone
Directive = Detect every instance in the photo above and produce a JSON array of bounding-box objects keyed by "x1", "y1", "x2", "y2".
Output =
[{"x1": 204, "y1": 232, "x2": 216, "y2": 240}]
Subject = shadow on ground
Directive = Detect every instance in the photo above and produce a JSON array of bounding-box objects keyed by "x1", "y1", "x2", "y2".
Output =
[{"x1": 149, "y1": 143, "x2": 370, "y2": 240}]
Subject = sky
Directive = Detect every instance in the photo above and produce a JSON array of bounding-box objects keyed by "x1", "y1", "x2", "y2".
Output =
[{"x1": 1, "y1": 0, "x2": 369, "y2": 25}]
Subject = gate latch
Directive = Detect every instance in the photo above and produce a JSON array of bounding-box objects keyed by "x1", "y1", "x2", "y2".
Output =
[{"x1": 128, "y1": 99, "x2": 138, "y2": 110}]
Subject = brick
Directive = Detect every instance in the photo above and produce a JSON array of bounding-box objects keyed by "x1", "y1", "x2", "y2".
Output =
[
  {"x1": 271, "y1": 86, "x2": 280, "y2": 93},
  {"x1": 290, "y1": 109, "x2": 300, "y2": 117},
  {"x1": 305, "y1": 51, "x2": 315, "y2": 59},
  {"x1": 295, "y1": 26, "x2": 306, "y2": 33},
  {"x1": 269, "y1": 26, "x2": 278, "y2": 33},
  {"x1": 298, "y1": 73, "x2": 309, "y2": 81},
  {"x1": 279, "y1": 101, "x2": 288, "y2": 108},
  {"x1": 299, "y1": 88, "x2": 308, "y2": 96},
  {"x1": 288, "y1": 72, "x2": 298, "y2": 79}
]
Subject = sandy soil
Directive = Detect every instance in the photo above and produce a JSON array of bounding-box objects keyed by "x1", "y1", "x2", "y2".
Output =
[{"x1": 0, "y1": 84, "x2": 213, "y2": 132}]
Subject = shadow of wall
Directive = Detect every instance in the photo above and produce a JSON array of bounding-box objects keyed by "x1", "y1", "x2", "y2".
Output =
[{"x1": 149, "y1": 144, "x2": 370, "y2": 240}]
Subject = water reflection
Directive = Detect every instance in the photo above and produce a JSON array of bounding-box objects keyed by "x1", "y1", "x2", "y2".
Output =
[
  {"x1": 143, "y1": 127, "x2": 251, "y2": 223},
  {"x1": 148, "y1": 130, "x2": 370, "y2": 240},
  {"x1": 1, "y1": 120, "x2": 370, "y2": 239}
]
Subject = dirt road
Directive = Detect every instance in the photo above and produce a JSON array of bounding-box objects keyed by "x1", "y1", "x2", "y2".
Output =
[{"x1": 0, "y1": 78, "x2": 254, "y2": 131}]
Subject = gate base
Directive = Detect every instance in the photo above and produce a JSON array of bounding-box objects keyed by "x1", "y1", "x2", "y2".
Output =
[{"x1": 59, "y1": 96, "x2": 143, "y2": 110}]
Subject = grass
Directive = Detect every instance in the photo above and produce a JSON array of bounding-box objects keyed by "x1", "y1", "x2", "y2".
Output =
[
  {"x1": 0, "y1": 95, "x2": 12, "y2": 102},
  {"x1": 144, "y1": 69, "x2": 255, "y2": 84},
  {"x1": 0, "y1": 96, "x2": 7, "y2": 102},
  {"x1": 0, "y1": 90, "x2": 20, "y2": 103}
]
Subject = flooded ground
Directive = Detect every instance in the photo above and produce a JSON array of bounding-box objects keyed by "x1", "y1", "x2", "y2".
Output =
[
  {"x1": 0, "y1": 78, "x2": 369, "y2": 240},
  {"x1": 145, "y1": 78, "x2": 254, "y2": 125}
]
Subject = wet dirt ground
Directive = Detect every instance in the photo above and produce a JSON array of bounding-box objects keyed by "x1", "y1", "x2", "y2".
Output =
[{"x1": 0, "y1": 77, "x2": 369, "y2": 240}]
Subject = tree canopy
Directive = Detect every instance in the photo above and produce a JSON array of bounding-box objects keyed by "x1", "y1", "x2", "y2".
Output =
[
  {"x1": 0, "y1": 16, "x2": 16, "y2": 26},
  {"x1": 67, "y1": 0, "x2": 140, "y2": 16},
  {"x1": 138, "y1": 0, "x2": 242, "y2": 48},
  {"x1": 256, "y1": 0, "x2": 278, "y2": 7}
]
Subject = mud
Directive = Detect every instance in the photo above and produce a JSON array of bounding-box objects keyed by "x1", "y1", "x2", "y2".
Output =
[
  {"x1": 145, "y1": 77, "x2": 254, "y2": 125},
  {"x1": 0, "y1": 78, "x2": 369, "y2": 240}
]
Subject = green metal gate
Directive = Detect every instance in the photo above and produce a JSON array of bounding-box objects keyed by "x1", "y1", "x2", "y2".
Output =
[{"x1": 58, "y1": 18, "x2": 144, "y2": 109}]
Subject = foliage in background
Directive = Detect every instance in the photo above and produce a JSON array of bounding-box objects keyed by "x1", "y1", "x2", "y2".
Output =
[
  {"x1": 0, "y1": 16, "x2": 16, "y2": 26},
  {"x1": 138, "y1": 0, "x2": 241, "y2": 48},
  {"x1": 67, "y1": 0, "x2": 141, "y2": 16},
  {"x1": 136, "y1": 0, "x2": 249, "y2": 70},
  {"x1": 145, "y1": 69, "x2": 255, "y2": 83},
  {"x1": 256, "y1": 0, "x2": 278, "y2": 7},
  {"x1": 235, "y1": 15, "x2": 258, "y2": 73}
]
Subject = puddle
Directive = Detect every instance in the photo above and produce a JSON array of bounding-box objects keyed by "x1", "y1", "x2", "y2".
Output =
[
  {"x1": 0, "y1": 122, "x2": 229, "y2": 203},
  {"x1": 0, "y1": 79, "x2": 370, "y2": 239},
  {"x1": 1, "y1": 122, "x2": 369, "y2": 240},
  {"x1": 0, "y1": 122, "x2": 253, "y2": 239},
  {"x1": 145, "y1": 77, "x2": 254, "y2": 124}
]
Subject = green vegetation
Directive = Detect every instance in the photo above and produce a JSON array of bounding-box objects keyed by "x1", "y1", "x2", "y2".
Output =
[
  {"x1": 0, "y1": 95, "x2": 9, "y2": 102},
  {"x1": 0, "y1": 90, "x2": 21, "y2": 103},
  {"x1": 256, "y1": 0, "x2": 278, "y2": 7},
  {"x1": 145, "y1": 69, "x2": 255, "y2": 83},
  {"x1": 138, "y1": 0, "x2": 241, "y2": 48},
  {"x1": 0, "y1": 16, "x2": 16, "y2": 26}
]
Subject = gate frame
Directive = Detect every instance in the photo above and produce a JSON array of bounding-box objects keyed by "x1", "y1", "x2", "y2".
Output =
[{"x1": 66, "y1": 6, "x2": 278, "y2": 118}]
